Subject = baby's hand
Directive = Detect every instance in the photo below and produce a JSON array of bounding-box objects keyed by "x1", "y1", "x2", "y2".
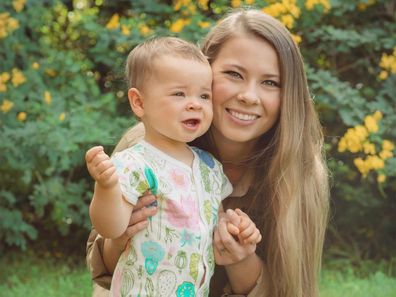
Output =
[
  {"x1": 234, "y1": 208, "x2": 262, "y2": 245},
  {"x1": 85, "y1": 146, "x2": 118, "y2": 188},
  {"x1": 223, "y1": 209, "x2": 261, "y2": 245}
]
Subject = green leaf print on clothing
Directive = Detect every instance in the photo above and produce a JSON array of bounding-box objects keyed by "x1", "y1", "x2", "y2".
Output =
[
  {"x1": 164, "y1": 226, "x2": 178, "y2": 243},
  {"x1": 175, "y1": 251, "x2": 188, "y2": 271},
  {"x1": 121, "y1": 268, "x2": 134, "y2": 297},
  {"x1": 125, "y1": 244, "x2": 137, "y2": 266},
  {"x1": 157, "y1": 270, "x2": 177, "y2": 297},
  {"x1": 144, "y1": 277, "x2": 154, "y2": 297},
  {"x1": 189, "y1": 253, "x2": 201, "y2": 282},
  {"x1": 131, "y1": 171, "x2": 149, "y2": 194},
  {"x1": 207, "y1": 245, "x2": 215, "y2": 273},
  {"x1": 199, "y1": 161, "x2": 211, "y2": 193},
  {"x1": 203, "y1": 200, "x2": 212, "y2": 225}
]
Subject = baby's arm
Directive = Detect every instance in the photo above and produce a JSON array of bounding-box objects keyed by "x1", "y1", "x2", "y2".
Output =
[{"x1": 86, "y1": 146, "x2": 134, "y2": 239}]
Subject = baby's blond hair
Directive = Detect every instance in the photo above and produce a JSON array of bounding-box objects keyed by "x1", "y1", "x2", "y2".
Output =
[{"x1": 125, "y1": 37, "x2": 208, "y2": 90}]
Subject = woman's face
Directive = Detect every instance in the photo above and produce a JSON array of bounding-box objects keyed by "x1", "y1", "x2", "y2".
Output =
[{"x1": 210, "y1": 34, "x2": 281, "y2": 147}]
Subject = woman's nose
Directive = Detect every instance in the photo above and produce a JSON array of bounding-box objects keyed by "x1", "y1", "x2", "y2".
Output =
[{"x1": 237, "y1": 84, "x2": 260, "y2": 105}]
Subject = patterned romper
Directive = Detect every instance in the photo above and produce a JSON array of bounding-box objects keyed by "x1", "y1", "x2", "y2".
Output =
[{"x1": 110, "y1": 140, "x2": 232, "y2": 297}]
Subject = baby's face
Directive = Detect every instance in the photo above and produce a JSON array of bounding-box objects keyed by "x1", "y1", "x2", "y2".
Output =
[{"x1": 140, "y1": 55, "x2": 213, "y2": 145}]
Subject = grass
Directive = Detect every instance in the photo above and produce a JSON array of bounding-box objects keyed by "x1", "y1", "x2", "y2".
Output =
[
  {"x1": 320, "y1": 269, "x2": 396, "y2": 297},
  {"x1": 1, "y1": 253, "x2": 396, "y2": 297},
  {"x1": 0, "y1": 252, "x2": 92, "y2": 297}
]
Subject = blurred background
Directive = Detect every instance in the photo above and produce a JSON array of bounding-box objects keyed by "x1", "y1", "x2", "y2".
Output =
[{"x1": 0, "y1": 0, "x2": 395, "y2": 296}]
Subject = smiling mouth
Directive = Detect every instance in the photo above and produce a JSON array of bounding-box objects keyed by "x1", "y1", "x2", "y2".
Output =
[{"x1": 226, "y1": 109, "x2": 259, "y2": 121}]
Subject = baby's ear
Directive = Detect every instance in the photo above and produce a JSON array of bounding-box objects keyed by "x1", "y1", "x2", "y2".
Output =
[{"x1": 128, "y1": 88, "x2": 144, "y2": 117}]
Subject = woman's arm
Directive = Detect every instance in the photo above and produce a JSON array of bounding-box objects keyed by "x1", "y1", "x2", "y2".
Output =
[{"x1": 214, "y1": 209, "x2": 265, "y2": 295}]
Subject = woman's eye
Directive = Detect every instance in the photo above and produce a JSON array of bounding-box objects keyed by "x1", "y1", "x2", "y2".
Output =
[
  {"x1": 225, "y1": 71, "x2": 242, "y2": 79},
  {"x1": 200, "y1": 93, "x2": 211, "y2": 100},
  {"x1": 263, "y1": 80, "x2": 280, "y2": 88}
]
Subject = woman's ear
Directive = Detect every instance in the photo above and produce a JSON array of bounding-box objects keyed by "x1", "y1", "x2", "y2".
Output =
[{"x1": 128, "y1": 88, "x2": 144, "y2": 118}]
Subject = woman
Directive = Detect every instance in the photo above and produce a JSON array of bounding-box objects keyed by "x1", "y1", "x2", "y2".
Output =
[{"x1": 87, "y1": 9, "x2": 329, "y2": 297}]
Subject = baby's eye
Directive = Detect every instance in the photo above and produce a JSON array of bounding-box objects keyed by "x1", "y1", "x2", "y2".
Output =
[
  {"x1": 225, "y1": 71, "x2": 243, "y2": 79},
  {"x1": 263, "y1": 80, "x2": 281, "y2": 88},
  {"x1": 172, "y1": 92, "x2": 185, "y2": 97},
  {"x1": 200, "y1": 93, "x2": 211, "y2": 100}
]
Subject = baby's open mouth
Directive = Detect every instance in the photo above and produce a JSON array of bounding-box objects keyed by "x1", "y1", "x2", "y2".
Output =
[{"x1": 182, "y1": 119, "x2": 201, "y2": 128}]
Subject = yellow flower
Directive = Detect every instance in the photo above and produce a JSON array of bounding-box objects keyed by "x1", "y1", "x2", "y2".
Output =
[
  {"x1": 174, "y1": 0, "x2": 191, "y2": 11},
  {"x1": 32, "y1": 62, "x2": 40, "y2": 69},
  {"x1": 197, "y1": 0, "x2": 209, "y2": 10},
  {"x1": 198, "y1": 21, "x2": 210, "y2": 29},
  {"x1": 246, "y1": 0, "x2": 255, "y2": 4},
  {"x1": 139, "y1": 24, "x2": 152, "y2": 36},
  {"x1": 354, "y1": 157, "x2": 369, "y2": 177},
  {"x1": 0, "y1": 72, "x2": 10, "y2": 83},
  {"x1": 44, "y1": 91, "x2": 52, "y2": 105},
  {"x1": 231, "y1": 0, "x2": 241, "y2": 8},
  {"x1": 364, "y1": 115, "x2": 378, "y2": 133},
  {"x1": 0, "y1": 27, "x2": 7, "y2": 39},
  {"x1": 377, "y1": 174, "x2": 386, "y2": 183},
  {"x1": 262, "y1": 3, "x2": 286, "y2": 18},
  {"x1": 373, "y1": 111, "x2": 383, "y2": 121},
  {"x1": 106, "y1": 14, "x2": 119, "y2": 30},
  {"x1": 379, "y1": 150, "x2": 393, "y2": 160},
  {"x1": 354, "y1": 125, "x2": 368, "y2": 140},
  {"x1": 45, "y1": 69, "x2": 57, "y2": 77},
  {"x1": 1, "y1": 99, "x2": 13, "y2": 113},
  {"x1": 305, "y1": 0, "x2": 331, "y2": 12},
  {"x1": 363, "y1": 142, "x2": 376, "y2": 155},
  {"x1": 7, "y1": 18, "x2": 19, "y2": 31},
  {"x1": 337, "y1": 137, "x2": 347, "y2": 152},
  {"x1": 13, "y1": 0, "x2": 26, "y2": 12},
  {"x1": 281, "y1": 14, "x2": 294, "y2": 29},
  {"x1": 379, "y1": 70, "x2": 388, "y2": 80},
  {"x1": 186, "y1": 4, "x2": 196, "y2": 14},
  {"x1": 59, "y1": 112, "x2": 66, "y2": 121},
  {"x1": 121, "y1": 25, "x2": 130, "y2": 36},
  {"x1": 17, "y1": 111, "x2": 26, "y2": 121},
  {"x1": 170, "y1": 19, "x2": 190, "y2": 33},
  {"x1": 291, "y1": 33, "x2": 302, "y2": 44},
  {"x1": 366, "y1": 155, "x2": 384, "y2": 170},
  {"x1": 11, "y1": 68, "x2": 26, "y2": 87},
  {"x1": 382, "y1": 140, "x2": 395, "y2": 151},
  {"x1": 289, "y1": 5, "x2": 301, "y2": 18},
  {"x1": 379, "y1": 51, "x2": 396, "y2": 74},
  {"x1": 0, "y1": 83, "x2": 6, "y2": 92}
]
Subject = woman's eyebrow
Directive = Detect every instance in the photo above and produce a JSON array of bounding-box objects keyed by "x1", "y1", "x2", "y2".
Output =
[{"x1": 224, "y1": 63, "x2": 279, "y2": 78}]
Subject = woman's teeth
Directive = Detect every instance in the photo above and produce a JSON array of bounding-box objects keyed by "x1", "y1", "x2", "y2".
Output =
[{"x1": 228, "y1": 110, "x2": 258, "y2": 121}]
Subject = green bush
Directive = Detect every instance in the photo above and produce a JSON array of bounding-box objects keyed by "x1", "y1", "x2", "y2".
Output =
[{"x1": 0, "y1": 0, "x2": 395, "y2": 260}]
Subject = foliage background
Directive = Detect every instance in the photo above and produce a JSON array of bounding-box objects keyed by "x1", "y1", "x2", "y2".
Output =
[{"x1": 0, "y1": 0, "x2": 395, "y2": 266}]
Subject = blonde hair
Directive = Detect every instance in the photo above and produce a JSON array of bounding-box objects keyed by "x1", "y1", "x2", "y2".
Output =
[
  {"x1": 197, "y1": 9, "x2": 329, "y2": 297},
  {"x1": 125, "y1": 36, "x2": 208, "y2": 89}
]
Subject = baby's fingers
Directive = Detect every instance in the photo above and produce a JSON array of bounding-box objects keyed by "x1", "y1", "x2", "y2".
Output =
[
  {"x1": 226, "y1": 222, "x2": 239, "y2": 236},
  {"x1": 240, "y1": 227, "x2": 262, "y2": 245},
  {"x1": 85, "y1": 146, "x2": 104, "y2": 163}
]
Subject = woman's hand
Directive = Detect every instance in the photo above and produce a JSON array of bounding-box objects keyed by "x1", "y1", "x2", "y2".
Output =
[
  {"x1": 213, "y1": 209, "x2": 261, "y2": 266},
  {"x1": 110, "y1": 192, "x2": 158, "y2": 251}
]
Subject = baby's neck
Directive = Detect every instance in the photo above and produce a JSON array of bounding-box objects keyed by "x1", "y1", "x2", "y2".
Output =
[{"x1": 143, "y1": 135, "x2": 194, "y2": 167}]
